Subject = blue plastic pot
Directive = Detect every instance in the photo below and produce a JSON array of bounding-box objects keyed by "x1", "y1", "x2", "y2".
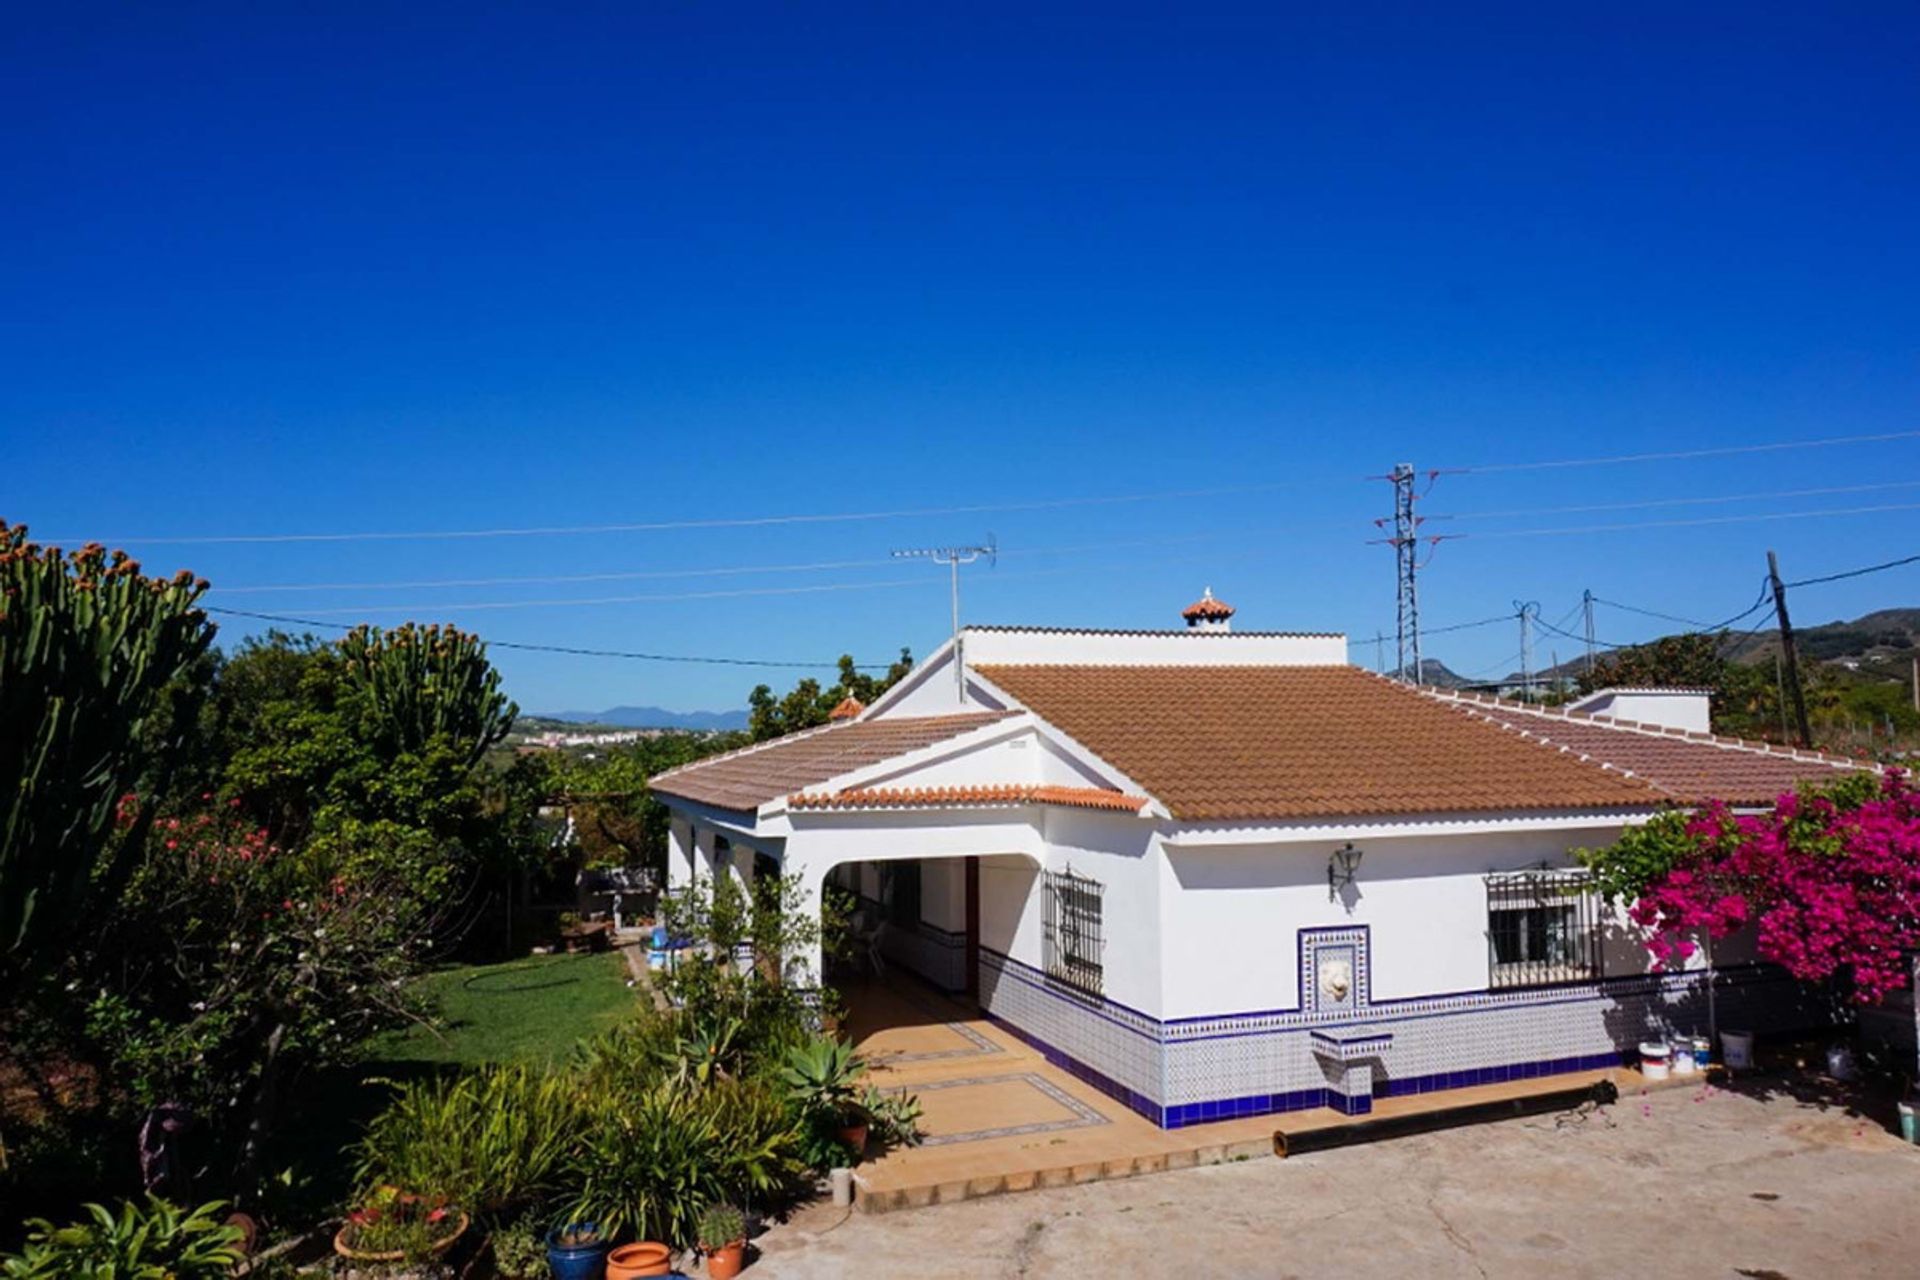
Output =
[{"x1": 546, "y1": 1223, "x2": 610, "y2": 1280}]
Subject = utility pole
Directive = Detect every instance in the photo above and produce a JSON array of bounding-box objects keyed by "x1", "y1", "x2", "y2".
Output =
[
  {"x1": 892, "y1": 536, "x2": 997, "y2": 705},
  {"x1": 1516, "y1": 601, "x2": 1534, "y2": 703},
  {"x1": 1766, "y1": 549, "x2": 1813, "y2": 748},
  {"x1": 1373, "y1": 631, "x2": 1386, "y2": 674},
  {"x1": 1581, "y1": 589, "x2": 1596, "y2": 678}
]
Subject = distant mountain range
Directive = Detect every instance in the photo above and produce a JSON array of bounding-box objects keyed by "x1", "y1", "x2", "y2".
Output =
[{"x1": 529, "y1": 706, "x2": 749, "y2": 731}]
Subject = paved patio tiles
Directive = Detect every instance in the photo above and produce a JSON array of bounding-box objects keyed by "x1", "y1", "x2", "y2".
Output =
[{"x1": 844, "y1": 979, "x2": 1709, "y2": 1214}]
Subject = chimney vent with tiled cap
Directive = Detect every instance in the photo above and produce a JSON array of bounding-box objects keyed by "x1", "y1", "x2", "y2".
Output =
[
  {"x1": 1181, "y1": 587, "x2": 1235, "y2": 632},
  {"x1": 827, "y1": 695, "x2": 865, "y2": 721}
]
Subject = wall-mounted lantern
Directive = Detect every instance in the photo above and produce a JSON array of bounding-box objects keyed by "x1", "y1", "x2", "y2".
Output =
[{"x1": 1328, "y1": 842, "x2": 1364, "y2": 900}]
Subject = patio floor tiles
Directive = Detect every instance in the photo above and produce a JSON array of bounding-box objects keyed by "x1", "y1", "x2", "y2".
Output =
[{"x1": 843, "y1": 978, "x2": 1698, "y2": 1215}]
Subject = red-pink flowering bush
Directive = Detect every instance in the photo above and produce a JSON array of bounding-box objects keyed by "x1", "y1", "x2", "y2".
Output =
[{"x1": 1615, "y1": 771, "x2": 1920, "y2": 1004}]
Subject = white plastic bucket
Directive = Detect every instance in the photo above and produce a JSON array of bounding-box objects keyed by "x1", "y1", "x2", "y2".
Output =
[
  {"x1": 1640, "y1": 1041, "x2": 1671, "y2": 1080},
  {"x1": 1721, "y1": 1030, "x2": 1755, "y2": 1070},
  {"x1": 1672, "y1": 1043, "x2": 1698, "y2": 1076}
]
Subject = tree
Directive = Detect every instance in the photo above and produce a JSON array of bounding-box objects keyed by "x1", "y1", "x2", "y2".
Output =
[
  {"x1": 1579, "y1": 771, "x2": 1920, "y2": 1004},
  {"x1": 0, "y1": 526, "x2": 215, "y2": 992},
  {"x1": 746, "y1": 650, "x2": 913, "y2": 742},
  {"x1": 542, "y1": 733, "x2": 746, "y2": 880},
  {"x1": 209, "y1": 626, "x2": 529, "y2": 916}
]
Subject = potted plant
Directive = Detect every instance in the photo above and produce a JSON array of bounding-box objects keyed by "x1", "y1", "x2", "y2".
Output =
[
  {"x1": 777, "y1": 1037, "x2": 869, "y2": 1157},
  {"x1": 696, "y1": 1204, "x2": 747, "y2": 1280},
  {"x1": 334, "y1": 1187, "x2": 469, "y2": 1268},
  {"x1": 545, "y1": 1221, "x2": 610, "y2": 1280},
  {"x1": 604, "y1": 1240, "x2": 673, "y2": 1279}
]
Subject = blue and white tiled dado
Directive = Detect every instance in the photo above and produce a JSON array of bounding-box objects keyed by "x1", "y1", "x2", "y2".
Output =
[{"x1": 975, "y1": 926, "x2": 1830, "y2": 1130}]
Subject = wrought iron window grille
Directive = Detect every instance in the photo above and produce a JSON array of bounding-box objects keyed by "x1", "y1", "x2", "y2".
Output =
[
  {"x1": 1043, "y1": 867, "x2": 1104, "y2": 996},
  {"x1": 1485, "y1": 867, "x2": 1602, "y2": 989}
]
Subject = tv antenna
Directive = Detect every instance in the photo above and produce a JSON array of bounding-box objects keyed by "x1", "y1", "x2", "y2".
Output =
[{"x1": 891, "y1": 535, "x2": 997, "y2": 703}]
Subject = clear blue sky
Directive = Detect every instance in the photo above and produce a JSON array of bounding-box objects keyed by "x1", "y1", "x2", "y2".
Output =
[{"x1": 5, "y1": 3, "x2": 1918, "y2": 712}]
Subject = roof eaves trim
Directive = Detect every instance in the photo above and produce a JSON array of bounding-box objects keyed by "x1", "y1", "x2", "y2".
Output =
[
  {"x1": 1423, "y1": 686, "x2": 1867, "y2": 772},
  {"x1": 966, "y1": 624, "x2": 1344, "y2": 638}
]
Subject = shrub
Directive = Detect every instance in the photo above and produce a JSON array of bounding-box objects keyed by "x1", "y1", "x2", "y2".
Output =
[
  {"x1": 354, "y1": 1065, "x2": 584, "y2": 1216},
  {"x1": 0, "y1": 1194, "x2": 244, "y2": 1279},
  {"x1": 860, "y1": 1085, "x2": 924, "y2": 1150},
  {"x1": 566, "y1": 1078, "x2": 801, "y2": 1248},
  {"x1": 490, "y1": 1213, "x2": 552, "y2": 1279}
]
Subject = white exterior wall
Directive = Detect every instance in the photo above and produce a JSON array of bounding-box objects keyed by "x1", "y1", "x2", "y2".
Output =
[
  {"x1": 1566, "y1": 688, "x2": 1712, "y2": 733},
  {"x1": 1040, "y1": 808, "x2": 1164, "y2": 1016},
  {"x1": 1158, "y1": 823, "x2": 1631, "y2": 1019}
]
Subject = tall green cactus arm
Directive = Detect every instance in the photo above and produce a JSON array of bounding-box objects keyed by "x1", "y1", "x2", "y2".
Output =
[
  {"x1": 0, "y1": 523, "x2": 215, "y2": 989},
  {"x1": 338, "y1": 622, "x2": 517, "y2": 769}
]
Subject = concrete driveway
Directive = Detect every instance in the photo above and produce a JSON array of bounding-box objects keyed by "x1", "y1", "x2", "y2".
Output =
[{"x1": 752, "y1": 1080, "x2": 1920, "y2": 1278}]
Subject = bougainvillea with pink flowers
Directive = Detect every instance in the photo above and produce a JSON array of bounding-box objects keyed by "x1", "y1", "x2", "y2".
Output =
[{"x1": 1580, "y1": 770, "x2": 1920, "y2": 1004}]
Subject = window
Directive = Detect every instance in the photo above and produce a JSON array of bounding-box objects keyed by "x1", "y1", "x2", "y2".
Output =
[
  {"x1": 1486, "y1": 869, "x2": 1601, "y2": 988},
  {"x1": 1043, "y1": 868, "x2": 1104, "y2": 995}
]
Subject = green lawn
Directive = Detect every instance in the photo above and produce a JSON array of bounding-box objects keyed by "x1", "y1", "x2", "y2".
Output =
[{"x1": 366, "y1": 950, "x2": 645, "y2": 1067}]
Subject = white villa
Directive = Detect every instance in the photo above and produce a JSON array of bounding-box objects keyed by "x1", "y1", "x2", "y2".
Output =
[{"x1": 651, "y1": 592, "x2": 1858, "y2": 1128}]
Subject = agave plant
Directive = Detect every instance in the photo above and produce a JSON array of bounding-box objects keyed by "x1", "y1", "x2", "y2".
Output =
[
  {"x1": 1, "y1": 1194, "x2": 245, "y2": 1279},
  {"x1": 776, "y1": 1036, "x2": 867, "y2": 1123}
]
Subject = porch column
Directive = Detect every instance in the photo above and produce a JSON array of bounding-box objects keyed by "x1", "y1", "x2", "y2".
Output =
[
  {"x1": 785, "y1": 859, "x2": 829, "y2": 993},
  {"x1": 666, "y1": 817, "x2": 695, "y2": 892}
]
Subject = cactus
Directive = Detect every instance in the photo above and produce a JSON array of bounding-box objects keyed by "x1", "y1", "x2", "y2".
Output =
[
  {"x1": 337, "y1": 622, "x2": 516, "y2": 769},
  {"x1": 0, "y1": 523, "x2": 214, "y2": 986}
]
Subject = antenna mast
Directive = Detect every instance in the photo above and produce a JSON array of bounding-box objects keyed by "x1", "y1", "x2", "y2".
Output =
[{"x1": 892, "y1": 536, "x2": 997, "y2": 704}]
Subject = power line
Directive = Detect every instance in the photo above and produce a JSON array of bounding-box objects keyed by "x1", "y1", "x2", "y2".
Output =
[
  {"x1": 1785, "y1": 550, "x2": 1920, "y2": 590},
  {"x1": 54, "y1": 481, "x2": 1316, "y2": 547},
  {"x1": 1449, "y1": 429, "x2": 1920, "y2": 476},
  {"x1": 1461, "y1": 501, "x2": 1920, "y2": 541},
  {"x1": 247, "y1": 574, "x2": 957, "y2": 617},
  {"x1": 1590, "y1": 597, "x2": 1715, "y2": 629},
  {"x1": 1420, "y1": 613, "x2": 1514, "y2": 637},
  {"x1": 205, "y1": 531, "x2": 1228, "y2": 595},
  {"x1": 1439, "y1": 479, "x2": 1920, "y2": 522},
  {"x1": 203, "y1": 606, "x2": 893, "y2": 669}
]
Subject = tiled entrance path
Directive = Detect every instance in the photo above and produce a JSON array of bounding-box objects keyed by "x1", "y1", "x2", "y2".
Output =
[{"x1": 845, "y1": 978, "x2": 1700, "y2": 1213}]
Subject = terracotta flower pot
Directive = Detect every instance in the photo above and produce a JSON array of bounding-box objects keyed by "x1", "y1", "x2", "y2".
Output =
[
  {"x1": 333, "y1": 1211, "x2": 469, "y2": 1264},
  {"x1": 704, "y1": 1239, "x2": 747, "y2": 1280},
  {"x1": 838, "y1": 1121, "x2": 869, "y2": 1155},
  {"x1": 606, "y1": 1240, "x2": 673, "y2": 1278}
]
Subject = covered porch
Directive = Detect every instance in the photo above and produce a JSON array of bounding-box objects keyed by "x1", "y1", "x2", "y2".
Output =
[{"x1": 839, "y1": 970, "x2": 1667, "y2": 1212}]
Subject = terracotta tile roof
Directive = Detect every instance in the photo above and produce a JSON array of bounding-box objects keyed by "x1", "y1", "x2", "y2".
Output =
[
  {"x1": 1422, "y1": 689, "x2": 1866, "y2": 807},
  {"x1": 1180, "y1": 588, "x2": 1236, "y2": 621},
  {"x1": 975, "y1": 664, "x2": 1663, "y2": 820},
  {"x1": 827, "y1": 695, "x2": 865, "y2": 721},
  {"x1": 789, "y1": 784, "x2": 1148, "y2": 813},
  {"x1": 649, "y1": 711, "x2": 1016, "y2": 813}
]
